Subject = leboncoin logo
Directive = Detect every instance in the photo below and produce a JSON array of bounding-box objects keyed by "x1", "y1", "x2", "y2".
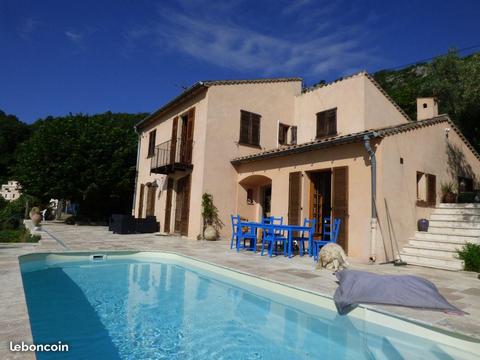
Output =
[{"x1": 10, "y1": 341, "x2": 69, "y2": 352}]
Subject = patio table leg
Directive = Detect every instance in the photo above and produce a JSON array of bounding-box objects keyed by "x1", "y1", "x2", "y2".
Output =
[{"x1": 288, "y1": 231, "x2": 293, "y2": 258}]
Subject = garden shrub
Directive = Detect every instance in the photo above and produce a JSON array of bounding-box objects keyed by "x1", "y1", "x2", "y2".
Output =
[
  {"x1": 0, "y1": 226, "x2": 41, "y2": 243},
  {"x1": 457, "y1": 243, "x2": 480, "y2": 272}
]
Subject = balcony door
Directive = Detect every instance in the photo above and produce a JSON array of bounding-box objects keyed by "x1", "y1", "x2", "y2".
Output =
[{"x1": 174, "y1": 175, "x2": 191, "y2": 236}]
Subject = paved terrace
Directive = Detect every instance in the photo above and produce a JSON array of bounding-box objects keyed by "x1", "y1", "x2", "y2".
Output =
[{"x1": 1, "y1": 222, "x2": 479, "y2": 359}]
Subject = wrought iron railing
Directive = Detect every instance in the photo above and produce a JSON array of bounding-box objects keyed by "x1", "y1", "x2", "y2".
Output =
[{"x1": 150, "y1": 138, "x2": 193, "y2": 171}]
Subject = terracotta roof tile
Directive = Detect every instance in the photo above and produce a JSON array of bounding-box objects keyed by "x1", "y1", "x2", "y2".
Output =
[{"x1": 231, "y1": 115, "x2": 480, "y2": 164}]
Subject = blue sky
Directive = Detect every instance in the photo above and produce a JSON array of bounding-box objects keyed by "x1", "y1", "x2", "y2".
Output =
[{"x1": 1, "y1": 0, "x2": 479, "y2": 123}]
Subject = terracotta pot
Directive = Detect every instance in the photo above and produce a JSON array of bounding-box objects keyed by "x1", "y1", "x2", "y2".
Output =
[
  {"x1": 31, "y1": 213, "x2": 42, "y2": 227},
  {"x1": 443, "y1": 192, "x2": 456, "y2": 203},
  {"x1": 204, "y1": 225, "x2": 218, "y2": 241}
]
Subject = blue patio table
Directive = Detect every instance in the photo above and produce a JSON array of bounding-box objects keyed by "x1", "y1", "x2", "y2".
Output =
[{"x1": 237, "y1": 221, "x2": 311, "y2": 257}]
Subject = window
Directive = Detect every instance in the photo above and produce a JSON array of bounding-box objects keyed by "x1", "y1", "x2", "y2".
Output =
[
  {"x1": 239, "y1": 110, "x2": 261, "y2": 146},
  {"x1": 147, "y1": 130, "x2": 156, "y2": 158},
  {"x1": 247, "y1": 189, "x2": 254, "y2": 205},
  {"x1": 278, "y1": 123, "x2": 289, "y2": 145},
  {"x1": 416, "y1": 172, "x2": 436, "y2": 206},
  {"x1": 316, "y1": 108, "x2": 337, "y2": 138}
]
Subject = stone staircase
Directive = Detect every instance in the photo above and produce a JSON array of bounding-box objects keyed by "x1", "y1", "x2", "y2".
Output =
[{"x1": 400, "y1": 204, "x2": 480, "y2": 271}]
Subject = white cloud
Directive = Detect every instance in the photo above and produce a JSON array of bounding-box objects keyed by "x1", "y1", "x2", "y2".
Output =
[
  {"x1": 65, "y1": 30, "x2": 83, "y2": 43},
  {"x1": 123, "y1": 1, "x2": 379, "y2": 77}
]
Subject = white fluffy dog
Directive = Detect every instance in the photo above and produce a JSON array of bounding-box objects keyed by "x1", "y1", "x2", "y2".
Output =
[{"x1": 316, "y1": 243, "x2": 350, "y2": 272}]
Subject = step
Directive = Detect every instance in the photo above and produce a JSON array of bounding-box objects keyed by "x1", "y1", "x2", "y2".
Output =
[
  {"x1": 428, "y1": 219, "x2": 480, "y2": 229},
  {"x1": 399, "y1": 253, "x2": 463, "y2": 271},
  {"x1": 402, "y1": 246, "x2": 457, "y2": 259},
  {"x1": 428, "y1": 226, "x2": 480, "y2": 237},
  {"x1": 409, "y1": 239, "x2": 467, "y2": 251},
  {"x1": 430, "y1": 213, "x2": 480, "y2": 222},
  {"x1": 414, "y1": 231, "x2": 480, "y2": 242},
  {"x1": 433, "y1": 208, "x2": 480, "y2": 215},
  {"x1": 437, "y1": 203, "x2": 480, "y2": 209}
]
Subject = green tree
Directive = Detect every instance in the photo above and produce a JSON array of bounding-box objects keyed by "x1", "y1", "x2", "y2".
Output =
[
  {"x1": 375, "y1": 50, "x2": 480, "y2": 150},
  {"x1": 13, "y1": 112, "x2": 146, "y2": 220},
  {"x1": 0, "y1": 110, "x2": 31, "y2": 184}
]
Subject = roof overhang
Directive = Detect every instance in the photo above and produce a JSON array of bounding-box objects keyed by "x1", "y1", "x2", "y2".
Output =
[
  {"x1": 135, "y1": 82, "x2": 208, "y2": 131},
  {"x1": 231, "y1": 131, "x2": 380, "y2": 165}
]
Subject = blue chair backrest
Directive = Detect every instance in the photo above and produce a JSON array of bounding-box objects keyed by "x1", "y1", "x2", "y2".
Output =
[
  {"x1": 322, "y1": 217, "x2": 331, "y2": 239},
  {"x1": 262, "y1": 216, "x2": 273, "y2": 224},
  {"x1": 302, "y1": 218, "x2": 316, "y2": 237},
  {"x1": 331, "y1": 218, "x2": 341, "y2": 243},
  {"x1": 231, "y1": 215, "x2": 240, "y2": 236},
  {"x1": 272, "y1": 216, "x2": 283, "y2": 225}
]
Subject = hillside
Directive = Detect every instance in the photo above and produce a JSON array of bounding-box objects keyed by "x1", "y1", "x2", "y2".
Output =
[{"x1": 374, "y1": 51, "x2": 480, "y2": 150}]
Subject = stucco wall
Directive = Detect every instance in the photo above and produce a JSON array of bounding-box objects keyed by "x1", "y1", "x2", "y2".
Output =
[
  {"x1": 376, "y1": 122, "x2": 480, "y2": 261},
  {"x1": 135, "y1": 91, "x2": 208, "y2": 237},
  {"x1": 234, "y1": 143, "x2": 372, "y2": 259},
  {"x1": 363, "y1": 78, "x2": 409, "y2": 129},
  {"x1": 295, "y1": 75, "x2": 366, "y2": 143},
  {"x1": 202, "y1": 81, "x2": 302, "y2": 238}
]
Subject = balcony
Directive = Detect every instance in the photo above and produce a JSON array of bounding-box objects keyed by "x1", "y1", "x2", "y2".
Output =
[{"x1": 150, "y1": 138, "x2": 194, "y2": 175}]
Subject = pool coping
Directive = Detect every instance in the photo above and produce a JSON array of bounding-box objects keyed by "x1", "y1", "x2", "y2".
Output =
[{"x1": 18, "y1": 250, "x2": 480, "y2": 357}]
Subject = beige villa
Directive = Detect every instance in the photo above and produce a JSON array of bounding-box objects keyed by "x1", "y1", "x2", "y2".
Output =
[{"x1": 133, "y1": 72, "x2": 480, "y2": 266}]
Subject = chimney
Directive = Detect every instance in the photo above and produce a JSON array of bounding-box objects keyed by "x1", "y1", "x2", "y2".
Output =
[{"x1": 416, "y1": 97, "x2": 438, "y2": 121}]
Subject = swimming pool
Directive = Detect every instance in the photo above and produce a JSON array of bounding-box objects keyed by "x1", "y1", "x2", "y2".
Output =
[{"x1": 20, "y1": 252, "x2": 479, "y2": 359}]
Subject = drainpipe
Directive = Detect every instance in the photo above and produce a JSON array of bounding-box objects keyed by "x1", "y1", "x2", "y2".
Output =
[
  {"x1": 132, "y1": 126, "x2": 141, "y2": 217},
  {"x1": 363, "y1": 134, "x2": 377, "y2": 263}
]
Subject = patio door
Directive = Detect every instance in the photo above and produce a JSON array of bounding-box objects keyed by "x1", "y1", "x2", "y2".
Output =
[
  {"x1": 309, "y1": 170, "x2": 331, "y2": 239},
  {"x1": 174, "y1": 175, "x2": 191, "y2": 236}
]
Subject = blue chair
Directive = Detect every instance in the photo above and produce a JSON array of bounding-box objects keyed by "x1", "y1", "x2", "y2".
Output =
[
  {"x1": 261, "y1": 217, "x2": 287, "y2": 257},
  {"x1": 230, "y1": 215, "x2": 240, "y2": 249},
  {"x1": 313, "y1": 218, "x2": 341, "y2": 261},
  {"x1": 292, "y1": 218, "x2": 316, "y2": 256},
  {"x1": 236, "y1": 218, "x2": 258, "y2": 252}
]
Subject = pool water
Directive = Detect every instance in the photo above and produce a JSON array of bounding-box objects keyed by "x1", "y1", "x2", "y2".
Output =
[{"x1": 21, "y1": 255, "x2": 477, "y2": 359}]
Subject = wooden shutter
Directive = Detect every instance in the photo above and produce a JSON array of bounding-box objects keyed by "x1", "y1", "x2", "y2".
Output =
[
  {"x1": 288, "y1": 172, "x2": 302, "y2": 225},
  {"x1": 239, "y1": 111, "x2": 250, "y2": 144},
  {"x1": 164, "y1": 179, "x2": 174, "y2": 233},
  {"x1": 291, "y1": 126, "x2": 297, "y2": 145},
  {"x1": 427, "y1": 174, "x2": 437, "y2": 205},
  {"x1": 138, "y1": 184, "x2": 145, "y2": 218},
  {"x1": 174, "y1": 175, "x2": 191, "y2": 236},
  {"x1": 327, "y1": 109, "x2": 337, "y2": 136},
  {"x1": 170, "y1": 117, "x2": 178, "y2": 164},
  {"x1": 278, "y1": 125, "x2": 285, "y2": 145},
  {"x1": 316, "y1": 112, "x2": 327, "y2": 138},
  {"x1": 146, "y1": 185, "x2": 156, "y2": 217},
  {"x1": 185, "y1": 108, "x2": 195, "y2": 163},
  {"x1": 148, "y1": 130, "x2": 156, "y2": 157},
  {"x1": 251, "y1": 114, "x2": 260, "y2": 145},
  {"x1": 332, "y1": 167, "x2": 348, "y2": 252}
]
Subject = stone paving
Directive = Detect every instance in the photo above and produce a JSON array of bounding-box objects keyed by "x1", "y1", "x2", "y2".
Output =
[{"x1": 1, "y1": 222, "x2": 479, "y2": 358}]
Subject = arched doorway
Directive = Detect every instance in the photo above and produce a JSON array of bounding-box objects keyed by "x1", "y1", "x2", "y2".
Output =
[{"x1": 237, "y1": 175, "x2": 272, "y2": 222}]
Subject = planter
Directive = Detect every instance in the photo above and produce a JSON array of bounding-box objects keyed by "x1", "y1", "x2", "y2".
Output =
[
  {"x1": 204, "y1": 225, "x2": 218, "y2": 241},
  {"x1": 442, "y1": 192, "x2": 457, "y2": 203},
  {"x1": 417, "y1": 219, "x2": 429, "y2": 232},
  {"x1": 30, "y1": 213, "x2": 42, "y2": 227}
]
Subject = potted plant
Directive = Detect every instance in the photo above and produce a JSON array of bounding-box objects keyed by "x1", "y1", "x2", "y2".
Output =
[
  {"x1": 29, "y1": 207, "x2": 42, "y2": 228},
  {"x1": 201, "y1": 193, "x2": 223, "y2": 240},
  {"x1": 441, "y1": 182, "x2": 457, "y2": 203}
]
